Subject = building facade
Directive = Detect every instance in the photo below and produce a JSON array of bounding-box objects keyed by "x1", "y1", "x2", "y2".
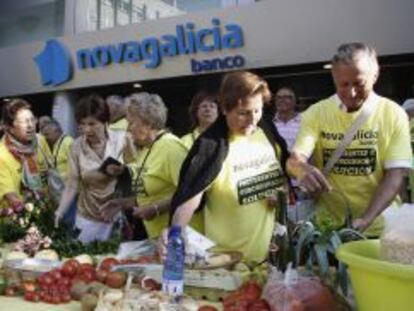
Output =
[{"x1": 0, "y1": 0, "x2": 414, "y2": 135}]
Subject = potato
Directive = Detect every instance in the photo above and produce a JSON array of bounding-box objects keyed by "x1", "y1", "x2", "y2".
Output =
[
  {"x1": 81, "y1": 293, "x2": 98, "y2": 311},
  {"x1": 206, "y1": 254, "x2": 232, "y2": 266},
  {"x1": 87, "y1": 281, "x2": 107, "y2": 296},
  {"x1": 70, "y1": 281, "x2": 89, "y2": 301},
  {"x1": 75, "y1": 254, "x2": 94, "y2": 265}
]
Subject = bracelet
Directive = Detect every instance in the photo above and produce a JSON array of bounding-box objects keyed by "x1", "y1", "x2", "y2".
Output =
[{"x1": 153, "y1": 204, "x2": 160, "y2": 217}]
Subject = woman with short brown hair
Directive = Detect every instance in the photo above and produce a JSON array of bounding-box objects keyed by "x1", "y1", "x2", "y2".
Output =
[
  {"x1": 162, "y1": 71, "x2": 290, "y2": 262},
  {"x1": 181, "y1": 90, "x2": 219, "y2": 150},
  {"x1": 55, "y1": 94, "x2": 135, "y2": 242},
  {"x1": 0, "y1": 99, "x2": 51, "y2": 214}
]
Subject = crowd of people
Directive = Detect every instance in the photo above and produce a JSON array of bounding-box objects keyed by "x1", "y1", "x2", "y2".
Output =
[{"x1": 0, "y1": 42, "x2": 412, "y2": 262}]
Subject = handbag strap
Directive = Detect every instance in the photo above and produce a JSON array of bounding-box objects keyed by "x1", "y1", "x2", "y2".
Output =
[
  {"x1": 52, "y1": 135, "x2": 66, "y2": 168},
  {"x1": 36, "y1": 135, "x2": 54, "y2": 170},
  {"x1": 322, "y1": 93, "x2": 377, "y2": 176}
]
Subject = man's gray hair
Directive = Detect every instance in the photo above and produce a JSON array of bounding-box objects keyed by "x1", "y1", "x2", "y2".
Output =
[
  {"x1": 106, "y1": 95, "x2": 124, "y2": 107},
  {"x1": 127, "y1": 92, "x2": 168, "y2": 130},
  {"x1": 332, "y1": 42, "x2": 379, "y2": 75}
]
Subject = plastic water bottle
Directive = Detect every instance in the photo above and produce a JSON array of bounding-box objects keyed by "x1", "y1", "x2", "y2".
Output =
[{"x1": 162, "y1": 225, "x2": 185, "y2": 298}]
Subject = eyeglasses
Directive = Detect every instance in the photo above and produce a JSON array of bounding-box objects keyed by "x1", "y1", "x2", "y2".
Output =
[
  {"x1": 14, "y1": 118, "x2": 37, "y2": 126},
  {"x1": 276, "y1": 95, "x2": 294, "y2": 101}
]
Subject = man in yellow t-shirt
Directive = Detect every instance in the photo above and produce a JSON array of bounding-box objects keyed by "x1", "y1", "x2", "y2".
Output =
[
  {"x1": 42, "y1": 120, "x2": 74, "y2": 181},
  {"x1": 288, "y1": 43, "x2": 412, "y2": 237},
  {"x1": 401, "y1": 101, "x2": 414, "y2": 202}
]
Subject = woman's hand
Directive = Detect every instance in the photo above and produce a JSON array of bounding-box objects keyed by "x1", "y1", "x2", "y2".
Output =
[
  {"x1": 105, "y1": 164, "x2": 125, "y2": 177},
  {"x1": 352, "y1": 217, "x2": 371, "y2": 232},
  {"x1": 100, "y1": 198, "x2": 125, "y2": 222},
  {"x1": 132, "y1": 205, "x2": 159, "y2": 221},
  {"x1": 54, "y1": 209, "x2": 64, "y2": 228},
  {"x1": 298, "y1": 164, "x2": 332, "y2": 195},
  {"x1": 157, "y1": 228, "x2": 169, "y2": 262}
]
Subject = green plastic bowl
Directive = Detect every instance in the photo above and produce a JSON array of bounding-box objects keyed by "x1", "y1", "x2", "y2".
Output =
[{"x1": 336, "y1": 240, "x2": 414, "y2": 311}]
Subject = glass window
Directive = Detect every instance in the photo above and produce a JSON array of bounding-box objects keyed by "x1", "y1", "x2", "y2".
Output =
[
  {"x1": 100, "y1": 0, "x2": 115, "y2": 29},
  {"x1": 0, "y1": 0, "x2": 65, "y2": 48},
  {"x1": 131, "y1": 2, "x2": 147, "y2": 23},
  {"x1": 75, "y1": 0, "x2": 98, "y2": 33},
  {"x1": 116, "y1": 0, "x2": 130, "y2": 25},
  {"x1": 75, "y1": 0, "x2": 258, "y2": 33}
]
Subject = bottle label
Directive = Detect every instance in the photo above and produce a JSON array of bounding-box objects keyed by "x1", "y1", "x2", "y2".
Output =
[{"x1": 162, "y1": 279, "x2": 184, "y2": 296}]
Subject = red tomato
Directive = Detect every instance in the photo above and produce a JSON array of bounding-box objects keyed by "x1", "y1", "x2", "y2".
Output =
[
  {"x1": 141, "y1": 277, "x2": 161, "y2": 291},
  {"x1": 62, "y1": 264, "x2": 75, "y2": 278},
  {"x1": 39, "y1": 290, "x2": 47, "y2": 301},
  {"x1": 25, "y1": 292, "x2": 39, "y2": 302},
  {"x1": 79, "y1": 263, "x2": 94, "y2": 272},
  {"x1": 242, "y1": 281, "x2": 262, "y2": 302},
  {"x1": 61, "y1": 293, "x2": 71, "y2": 303},
  {"x1": 43, "y1": 275, "x2": 54, "y2": 286},
  {"x1": 224, "y1": 299, "x2": 249, "y2": 311},
  {"x1": 24, "y1": 291, "x2": 35, "y2": 301},
  {"x1": 62, "y1": 260, "x2": 79, "y2": 277},
  {"x1": 105, "y1": 271, "x2": 127, "y2": 289},
  {"x1": 67, "y1": 259, "x2": 81, "y2": 268},
  {"x1": 100, "y1": 258, "x2": 119, "y2": 272},
  {"x1": 44, "y1": 294, "x2": 53, "y2": 303},
  {"x1": 49, "y1": 284, "x2": 60, "y2": 296},
  {"x1": 81, "y1": 269, "x2": 96, "y2": 283},
  {"x1": 60, "y1": 277, "x2": 71, "y2": 288},
  {"x1": 96, "y1": 269, "x2": 108, "y2": 283},
  {"x1": 50, "y1": 269, "x2": 63, "y2": 281},
  {"x1": 38, "y1": 282, "x2": 49, "y2": 291},
  {"x1": 58, "y1": 283, "x2": 69, "y2": 294},
  {"x1": 51, "y1": 295, "x2": 61, "y2": 304},
  {"x1": 248, "y1": 299, "x2": 270, "y2": 311}
]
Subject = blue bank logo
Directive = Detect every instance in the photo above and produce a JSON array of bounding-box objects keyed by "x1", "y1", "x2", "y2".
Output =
[
  {"x1": 34, "y1": 39, "x2": 73, "y2": 86},
  {"x1": 76, "y1": 18, "x2": 245, "y2": 73}
]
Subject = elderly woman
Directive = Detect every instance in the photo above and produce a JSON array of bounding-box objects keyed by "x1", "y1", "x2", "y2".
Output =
[
  {"x1": 0, "y1": 99, "x2": 51, "y2": 212},
  {"x1": 181, "y1": 90, "x2": 219, "y2": 150},
  {"x1": 54, "y1": 94, "x2": 135, "y2": 243},
  {"x1": 101, "y1": 93, "x2": 203, "y2": 238},
  {"x1": 162, "y1": 71, "x2": 290, "y2": 262}
]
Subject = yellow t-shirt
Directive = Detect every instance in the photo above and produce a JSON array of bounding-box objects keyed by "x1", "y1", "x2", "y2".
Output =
[
  {"x1": 181, "y1": 128, "x2": 201, "y2": 150},
  {"x1": 408, "y1": 118, "x2": 414, "y2": 202},
  {"x1": 130, "y1": 133, "x2": 203, "y2": 238},
  {"x1": 52, "y1": 135, "x2": 74, "y2": 182},
  {"x1": 204, "y1": 129, "x2": 285, "y2": 262},
  {"x1": 0, "y1": 135, "x2": 51, "y2": 208},
  {"x1": 293, "y1": 94, "x2": 412, "y2": 236},
  {"x1": 109, "y1": 118, "x2": 128, "y2": 131}
]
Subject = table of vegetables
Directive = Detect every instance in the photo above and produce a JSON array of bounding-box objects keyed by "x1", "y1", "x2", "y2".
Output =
[{"x1": 0, "y1": 197, "x2": 369, "y2": 311}]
